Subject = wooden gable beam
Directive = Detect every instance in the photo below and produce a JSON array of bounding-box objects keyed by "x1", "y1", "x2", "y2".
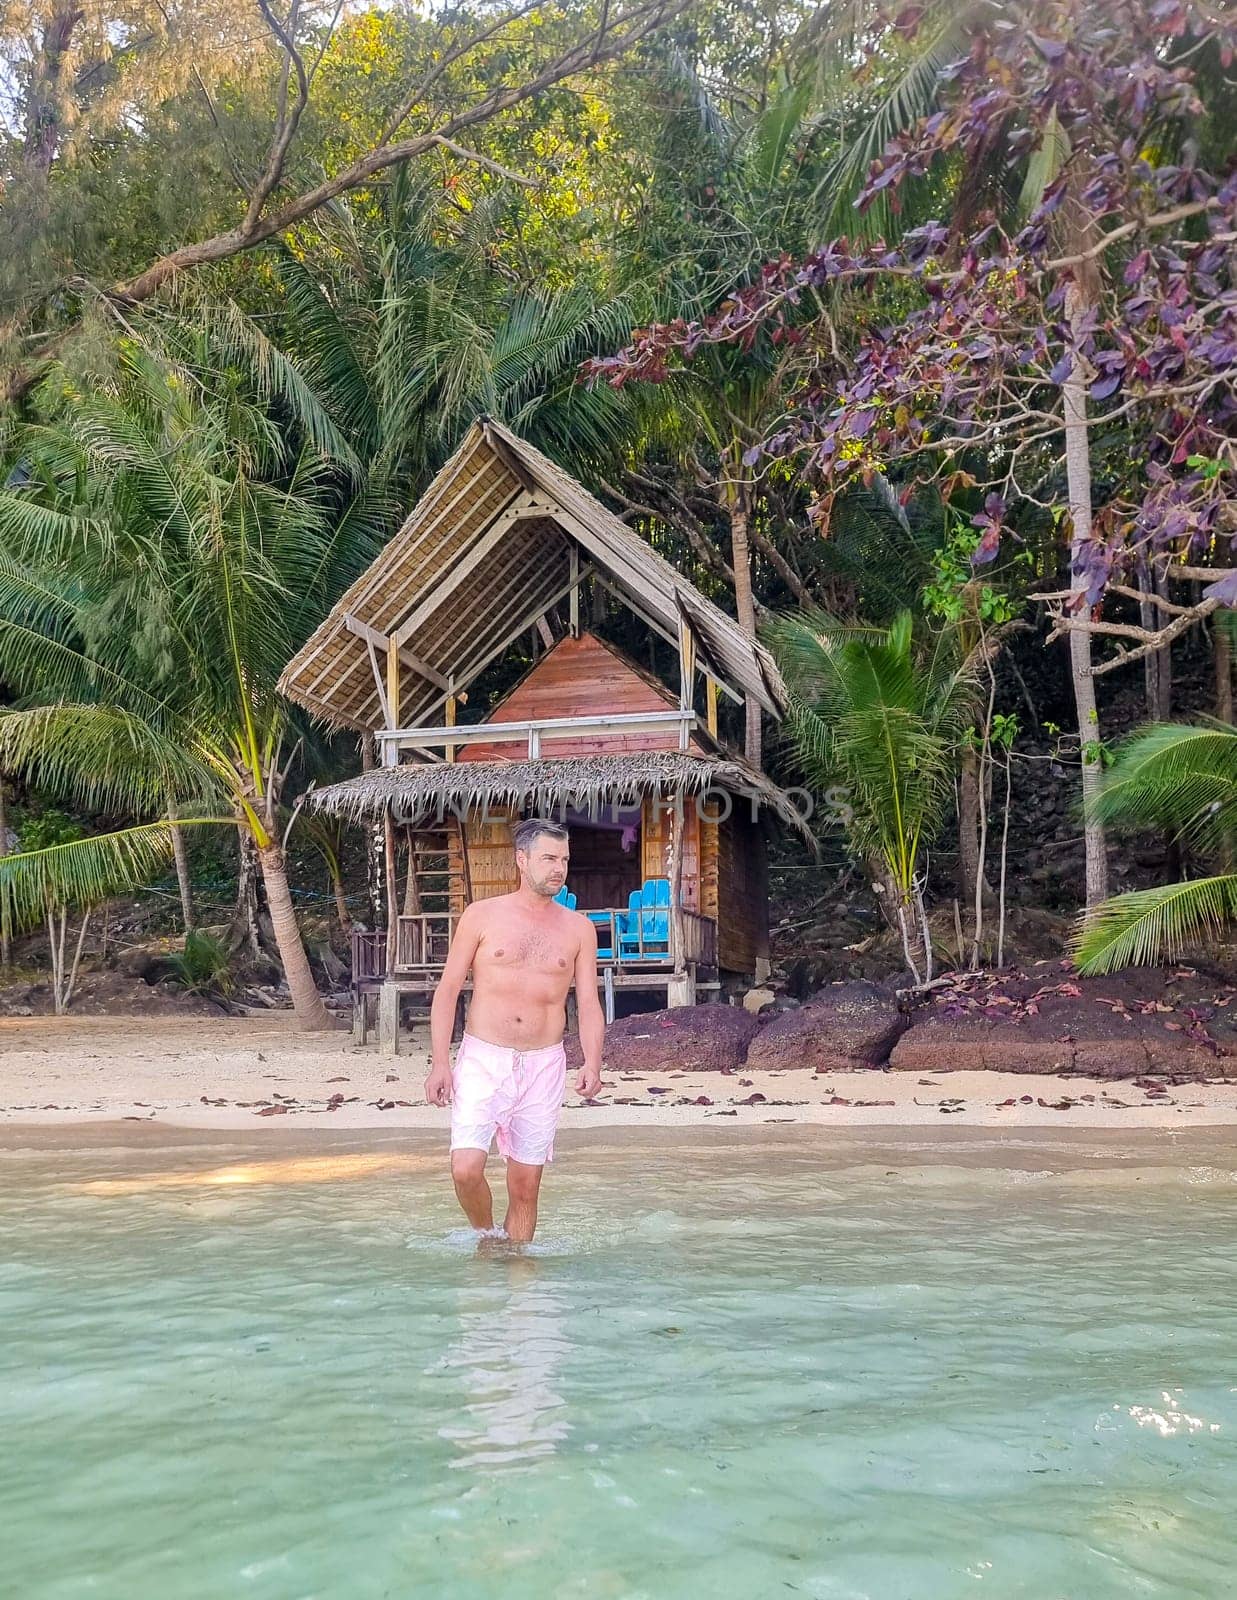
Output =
[{"x1": 343, "y1": 614, "x2": 450, "y2": 692}]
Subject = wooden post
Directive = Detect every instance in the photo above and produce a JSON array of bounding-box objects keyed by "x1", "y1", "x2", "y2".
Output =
[
  {"x1": 705, "y1": 678, "x2": 719, "y2": 742},
  {"x1": 668, "y1": 788, "x2": 685, "y2": 974},
  {"x1": 678, "y1": 618, "x2": 696, "y2": 752},
  {"x1": 445, "y1": 675, "x2": 457, "y2": 764},
  {"x1": 378, "y1": 980, "x2": 400, "y2": 1056},
  {"x1": 569, "y1": 545, "x2": 580, "y2": 637},
  {"x1": 386, "y1": 640, "x2": 401, "y2": 732},
  {"x1": 383, "y1": 810, "x2": 398, "y2": 976}
]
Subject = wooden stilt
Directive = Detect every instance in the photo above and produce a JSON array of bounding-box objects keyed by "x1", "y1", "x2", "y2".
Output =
[{"x1": 378, "y1": 981, "x2": 400, "y2": 1056}]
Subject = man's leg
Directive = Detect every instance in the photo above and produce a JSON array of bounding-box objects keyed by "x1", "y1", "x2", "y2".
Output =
[
  {"x1": 504, "y1": 1159, "x2": 544, "y2": 1243},
  {"x1": 451, "y1": 1149, "x2": 494, "y2": 1231}
]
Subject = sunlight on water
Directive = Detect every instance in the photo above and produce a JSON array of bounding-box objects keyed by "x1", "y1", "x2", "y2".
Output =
[{"x1": 3, "y1": 1134, "x2": 1237, "y2": 1599}]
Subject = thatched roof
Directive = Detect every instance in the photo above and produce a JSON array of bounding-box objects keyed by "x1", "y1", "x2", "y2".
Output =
[
  {"x1": 308, "y1": 752, "x2": 814, "y2": 843},
  {"x1": 278, "y1": 418, "x2": 788, "y2": 732}
]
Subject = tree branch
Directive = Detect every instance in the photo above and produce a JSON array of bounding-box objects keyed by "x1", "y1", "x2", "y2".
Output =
[{"x1": 4, "y1": 0, "x2": 683, "y2": 397}]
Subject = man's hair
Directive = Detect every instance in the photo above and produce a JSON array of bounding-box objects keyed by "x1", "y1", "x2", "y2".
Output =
[{"x1": 512, "y1": 817, "x2": 569, "y2": 854}]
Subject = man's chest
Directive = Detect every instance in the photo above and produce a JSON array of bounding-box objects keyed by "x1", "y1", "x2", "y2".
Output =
[{"x1": 477, "y1": 921, "x2": 575, "y2": 977}]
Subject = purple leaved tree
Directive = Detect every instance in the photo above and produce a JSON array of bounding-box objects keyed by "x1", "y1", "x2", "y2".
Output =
[{"x1": 586, "y1": 0, "x2": 1237, "y2": 910}]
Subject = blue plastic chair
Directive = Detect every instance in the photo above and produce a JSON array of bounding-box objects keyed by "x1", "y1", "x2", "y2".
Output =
[
  {"x1": 553, "y1": 886, "x2": 577, "y2": 910},
  {"x1": 619, "y1": 877, "x2": 671, "y2": 958}
]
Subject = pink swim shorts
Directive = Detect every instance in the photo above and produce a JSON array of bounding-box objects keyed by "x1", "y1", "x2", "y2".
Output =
[{"x1": 449, "y1": 1033, "x2": 568, "y2": 1166}]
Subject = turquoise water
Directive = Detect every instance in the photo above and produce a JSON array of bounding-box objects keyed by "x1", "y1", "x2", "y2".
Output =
[{"x1": 3, "y1": 1129, "x2": 1237, "y2": 1600}]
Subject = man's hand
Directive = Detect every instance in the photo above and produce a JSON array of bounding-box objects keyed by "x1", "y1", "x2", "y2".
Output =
[
  {"x1": 425, "y1": 1065, "x2": 453, "y2": 1107},
  {"x1": 574, "y1": 1063, "x2": 602, "y2": 1100}
]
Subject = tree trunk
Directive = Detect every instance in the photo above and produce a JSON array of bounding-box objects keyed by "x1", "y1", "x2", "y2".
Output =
[
  {"x1": 169, "y1": 809, "x2": 195, "y2": 934},
  {"x1": 22, "y1": 5, "x2": 80, "y2": 173},
  {"x1": 1141, "y1": 589, "x2": 1161, "y2": 720},
  {"x1": 0, "y1": 775, "x2": 10, "y2": 970},
  {"x1": 1153, "y1": 562, "x2": 1172, "y2": 721},
  {"x1": 1216, "y1": 613, "x2": 1234, "y2": 724},
  {"x1": 331, "y1": 864, "x2": 353, "y2": 934},
  {"x1": 958, "y1": 747, "x2": 996, "y2": 916},
  {"x1": 231, "y1": 825, "x2": 261, "y2": 955},
  {"x1": 725, "y1": 472, "x2": 762, "y2": 766},
  {"x1": 257, "y1": 844, "x2": 335, "y2": 1030},
  {"x1": 1062, "y1": 316, "x2": 1109, "y2": 908}
]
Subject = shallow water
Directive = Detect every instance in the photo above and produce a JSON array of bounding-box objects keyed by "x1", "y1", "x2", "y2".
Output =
[{"x1": 3, "y1": 1131, "x2": 1237, "y2": 1600}]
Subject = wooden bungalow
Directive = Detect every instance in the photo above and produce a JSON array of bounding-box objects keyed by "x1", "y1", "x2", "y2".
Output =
[{"x1": 278, "y1": 418, "x2": 809, "y2": 1051}]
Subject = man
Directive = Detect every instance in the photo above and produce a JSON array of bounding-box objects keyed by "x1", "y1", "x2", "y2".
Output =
[{"x1": 425, "y1": 818, "x2": 604, "y2": 1243}]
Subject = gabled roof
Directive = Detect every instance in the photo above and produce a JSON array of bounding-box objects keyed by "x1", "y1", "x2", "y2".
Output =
[{"x1": 277, "y1": 418, "x2": 787, "y2": 732}]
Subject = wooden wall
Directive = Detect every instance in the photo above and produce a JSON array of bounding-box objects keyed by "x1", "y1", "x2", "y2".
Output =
[
  {"x1": 460, "y1": 632, "x2": 707, "y2": 760},
  {"x1": 458, "y1": 809, "x2": 517, "y2": 907},
  {"x1": 639, "y1": 795, "x2": 700, "y2": 912},
  {"x1": 715, "y1": 807, "x2": 769, "y2": 975}
]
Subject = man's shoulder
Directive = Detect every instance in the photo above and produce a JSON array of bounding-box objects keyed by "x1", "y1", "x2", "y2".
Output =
[{"x1": 463, "y1": 893, "x2": 516, "y2": 921}]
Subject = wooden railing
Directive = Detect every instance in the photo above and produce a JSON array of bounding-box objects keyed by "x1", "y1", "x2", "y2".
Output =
[
  {"x1": 377, "y1": 709, "x2": 697, "y2": 762},
  {"x1": 351, "y1": 930, "x2": 387, "y2": 986},
  {"x1": 382, "y1": 907, "x2": 718, "y2": 973}
]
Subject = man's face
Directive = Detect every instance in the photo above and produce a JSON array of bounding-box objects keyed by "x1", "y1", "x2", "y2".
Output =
[{"x1": 516, "y1": 834, "x2": 570, "y2": 899}]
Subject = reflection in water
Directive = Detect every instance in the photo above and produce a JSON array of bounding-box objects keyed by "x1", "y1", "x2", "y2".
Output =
[
  {"x1": 433, "y1": 1257, "x2": 570, "y2": 1472},
  {"x1": 71, "y1": 1152, "x2": 436, "y2": 1195}
]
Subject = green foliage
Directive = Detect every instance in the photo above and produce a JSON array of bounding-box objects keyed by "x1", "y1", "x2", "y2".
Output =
[
  {"x1": 0, "y1": 324, "x2": 359, "y2": 931},
  {"x1": 1075, "y1": 722, "x2": 1237, "y2": 973},
  {"x1": 0, "y1": 820, "x2": 216, "y2": 927},
  {"x1": 168, "y1": 929, "x2": 234, "y2": 997},
  {"x1": 17, "y1": 809, "x2": 85, "y2": 853},
  {"x1": 922, "y1": 520, "x2": 1020, "y2": 626},
  {"x1": 1075, "y1": 876, "x2": 1237, "y2": 975},
  {"x1": 767, "y1": 608, "x2": 985, "y2": 900}
]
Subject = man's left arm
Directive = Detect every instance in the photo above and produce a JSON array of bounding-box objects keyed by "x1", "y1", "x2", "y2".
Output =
[{"x1": 573, "y1": 917, "x2": 604, "y2": 1099}]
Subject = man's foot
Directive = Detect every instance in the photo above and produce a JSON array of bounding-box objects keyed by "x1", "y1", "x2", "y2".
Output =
[{"x1": 475, "y1": 1227, "x2": 511, "y2": 1258}]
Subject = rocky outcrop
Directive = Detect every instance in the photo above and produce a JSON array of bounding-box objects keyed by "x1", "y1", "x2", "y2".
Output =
[
  {"x1": 570, "y1": 967, "x2": 1237, "y2": 1082},
  {"x1": 745, "y1": 980, "x2": 908, "y2": 1073},
  {"x1": 888, "y1": 966, "x2": 1237, "y2": 1080},
  {"x1": 567, "y1": 1004, "x2": 760, "y2": 1074}
]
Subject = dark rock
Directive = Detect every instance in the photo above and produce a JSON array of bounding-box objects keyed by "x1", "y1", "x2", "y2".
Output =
[
  {"x1": 746, "y1": 980, "x2": 908, "y2": 1073},
  {"x1": 567, "y1": 1005, "x2": 760, "y2": 1074},
  {"x1": 890, "y1": 966, "x2": 1237, "y2": 1079}
]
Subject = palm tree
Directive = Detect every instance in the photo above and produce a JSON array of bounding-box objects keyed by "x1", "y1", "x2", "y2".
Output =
[
  {"x1": 206, "y1": 171, "x2": 653, "y2": 511},
  {"x1": 0, "y1": 332, "x2": 381, "y2": 1027},
  {"x1": 1073, "y1": 722, "x2": 1237, "y2": 974},
  {"x1": 767, "y1": 608, "x2": 985, "y2": 982}
]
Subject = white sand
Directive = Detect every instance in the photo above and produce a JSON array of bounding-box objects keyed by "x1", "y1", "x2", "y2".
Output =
[{"x1": 3, "y1": 1013, "x2": 1237, "y2": 1132}]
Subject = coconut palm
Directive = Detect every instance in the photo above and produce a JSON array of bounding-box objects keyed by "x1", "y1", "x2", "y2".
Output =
[
  {"x1": 767, "y1": 608, "x2": 985, "y2": 982},
  {"x1": 1073, "y1": 722, "x2": 1237, "y2": 974},
  {"x1": 205, "y1": 171, "x2": 653, "y2": 512},
  {"x1": 0, "y1": 332, "x2": 380, "y2": 1027}
]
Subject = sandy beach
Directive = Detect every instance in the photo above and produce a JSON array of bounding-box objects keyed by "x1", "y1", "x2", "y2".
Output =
[{"x1": 4, "y1": 1012, "x2": 1237, "y2": 1134}]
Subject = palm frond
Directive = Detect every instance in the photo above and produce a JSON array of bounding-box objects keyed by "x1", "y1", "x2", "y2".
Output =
[
  {"x1": 809, "y1": 6, "x2": 974, "y2": 240},
  {"x1": 0, "y1": 819, "x2": 226, "y2": 930},
  {"x1": 1090, "y1": 721, "x2": 1237, "y2": 853},
  {"x1": 201, "y1": 298, "x2": 362, "y2": 475},
  {"x1": 1073, "y1": 875, "x2": 1237, "y2": 974},
  {"x1": 275, "y1": 253, "x2": 380, "y2": 454},
  {"x1": 0, "y1": 704, "x2": 211, "y2": 813}
]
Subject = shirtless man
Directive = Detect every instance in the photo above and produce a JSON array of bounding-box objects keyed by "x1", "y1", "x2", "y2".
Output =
[{"x1": 424, "y1": 818, "x2": 604, "y2": 1243}]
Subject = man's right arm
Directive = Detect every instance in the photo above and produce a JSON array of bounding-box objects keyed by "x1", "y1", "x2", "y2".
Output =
[{"x1": 425, "y1": 904, "x2": 483, "y2": 1106}]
